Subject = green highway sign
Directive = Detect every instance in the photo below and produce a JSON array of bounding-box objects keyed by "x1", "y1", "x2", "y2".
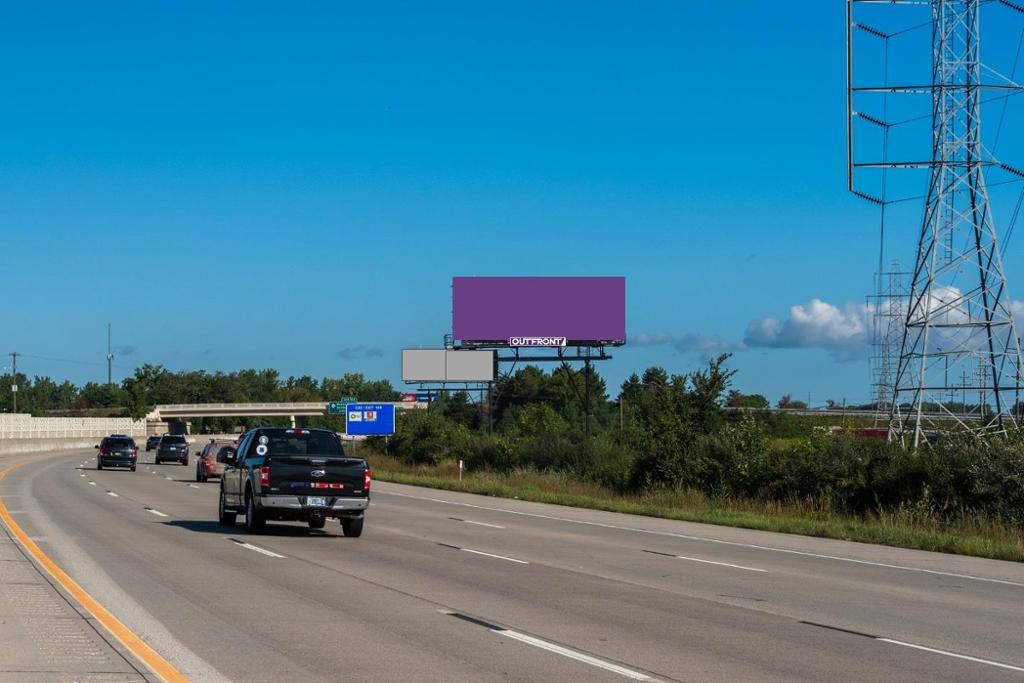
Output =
[{"x1": 328, "y1": 397, "x2": 359, "y2": 415}]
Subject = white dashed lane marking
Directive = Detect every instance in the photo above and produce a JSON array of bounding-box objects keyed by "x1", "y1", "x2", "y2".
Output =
[
  {"x1": 145, "y1": 508, "x2": 168, "y2": 518},
  {"x1": 642, "y1": 549, "x2": 766, "y2": 573},
  {"x1": 229, "y1": 539, "x2": 286, "y2": 558},
  {"x1": 450, "y1": 517, "x2": 506, "y2": 529},
  {"x1": 437, "y1": 543, "x2": 528, "y2": 565},
  {"x1": 446, "y1": 612, "x2": 653, "y2": 680}
]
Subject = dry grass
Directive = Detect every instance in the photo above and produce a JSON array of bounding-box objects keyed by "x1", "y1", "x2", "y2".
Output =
[{"x1": 368, "y1": 455, "x2": 1024, "y2": 562}]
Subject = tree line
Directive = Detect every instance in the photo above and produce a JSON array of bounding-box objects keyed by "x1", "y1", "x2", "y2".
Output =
[{"x1": 0, "y1": 364, "x2": 398, "y2": 426}]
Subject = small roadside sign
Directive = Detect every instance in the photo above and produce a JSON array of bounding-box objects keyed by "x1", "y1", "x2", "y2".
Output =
[{"x1": 328, "y1": 397, "x2": 360, "y2": 415}]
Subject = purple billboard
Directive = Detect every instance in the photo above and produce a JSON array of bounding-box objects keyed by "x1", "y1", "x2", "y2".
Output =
[{"x1": 452, "y1": 277, "x2": 626, "y2": 346}]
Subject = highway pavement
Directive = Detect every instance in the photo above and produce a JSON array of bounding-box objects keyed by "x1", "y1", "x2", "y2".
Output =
[{"x1": 2, "y1": 447, "x2": 1023, "y2": 682}]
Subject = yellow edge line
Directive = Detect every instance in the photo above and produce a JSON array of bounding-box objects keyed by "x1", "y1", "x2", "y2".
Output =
[{"x1": 0, "y1": 462, "x2": 188, "y2": 682}]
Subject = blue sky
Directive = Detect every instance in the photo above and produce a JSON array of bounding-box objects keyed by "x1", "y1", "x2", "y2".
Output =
[{"x1": 3, "y1": 1, "x2": 1024, "y2": 406}]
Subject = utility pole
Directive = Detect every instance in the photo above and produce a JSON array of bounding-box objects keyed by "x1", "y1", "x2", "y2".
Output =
[
  {"x1": 106, "y1": 323, "x2": 114, "y2": 386},
  {"x1": 8, "y1": 352, "x2": 18, "y2": 413}
]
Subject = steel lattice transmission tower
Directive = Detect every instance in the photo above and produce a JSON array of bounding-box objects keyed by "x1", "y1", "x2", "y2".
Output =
[
  {"x1": 848, "y1": 0, "x2": 1024, "y2": 445},
  {"x1": 868, "y1": 263, "x2": 909, "y2": 422}
]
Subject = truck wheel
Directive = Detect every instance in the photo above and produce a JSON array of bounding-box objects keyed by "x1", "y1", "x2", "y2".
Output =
[
  {"x1": 341, "y1": 517, "x2": 364, "y2": 538},
  {"x1": 308, "y1": 516, "x2": 325, "y2": 530},
  {"x1": 218, "y1": 490, "x2": 237, "y2": 526},
  {"x1": 245, "y1": 492, "x2": 265, "y2": 533}
]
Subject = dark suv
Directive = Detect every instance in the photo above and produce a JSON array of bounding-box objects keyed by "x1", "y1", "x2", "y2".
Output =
[
  {"x1": 96, "y1": 436, "x2": 138, "y2": 471},
  {"x1": 155, "y1": 435, "x2": 190, "y2": 465},
  {"x1": 145, "y1": 435, "x2": 161, "y2": 451}
]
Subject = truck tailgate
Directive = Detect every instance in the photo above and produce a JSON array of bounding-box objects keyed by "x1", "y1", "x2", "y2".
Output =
[{"x1": 266, "y1": 457, "x2": 367, "y2": 496}]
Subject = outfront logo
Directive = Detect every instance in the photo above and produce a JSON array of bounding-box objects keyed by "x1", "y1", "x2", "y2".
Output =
[{"x1": 508, "y1": 336, "x2": 568, "y2": 347}]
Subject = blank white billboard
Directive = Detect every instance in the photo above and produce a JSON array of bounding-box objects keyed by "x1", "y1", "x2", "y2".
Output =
[
  {"x1": 445, "y1": 350, "x2": 495, "y2": 382},
  {"x1": 402, "y1": 349, "x2": 495, "y2": 383},
  {"x1": 402, "y1": 350, "x2": 446, "y2": 382}
]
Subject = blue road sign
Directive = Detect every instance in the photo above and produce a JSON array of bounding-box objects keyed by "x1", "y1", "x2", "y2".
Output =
[{"x1": 345, "y1": 403, "x2": 396, "y2": 436}]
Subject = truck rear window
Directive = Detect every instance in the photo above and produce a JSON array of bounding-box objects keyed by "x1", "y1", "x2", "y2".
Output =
[
  {"x1": 250, "y1": 430, "x2": 343, "y2": 458},
  {"x1": 162, "y1": 436, "x2": 187, "y2": 444}
]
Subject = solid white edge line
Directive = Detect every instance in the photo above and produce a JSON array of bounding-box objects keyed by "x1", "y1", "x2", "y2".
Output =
[
  {"x1": 499, "y1": 630, "x2": 651, "y2": 680},
  {"x1": 461, "y1": 548, "x2": 529, "y2": 564},
  {"x1": 232, "y1": 540, "x2": 286, "y2": 559},
  {"x1": 379, "y1": 491, "x2": 1024, "y2": 588},
  {"x1": 145, "y1": 509, "x2": 168, "y2": 517},
  {"x1": 464, "y1": 519, "x2": 506, "y2": 529},
  {"x1": 877, "y1": 638, "x2": 1024, "y2": 673},
  {"x1": 675, "y1": 555, "x2": 766, "y2": 573}
]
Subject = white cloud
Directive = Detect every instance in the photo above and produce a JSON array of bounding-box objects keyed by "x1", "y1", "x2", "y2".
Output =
[
  {"x1": 337, "y1": 345, "x2": 384, "y2": 360},
  {"x1": 744, "y1": 298, "x2": 869, "y2": 359},
  {"x1": 636, "y1": 293, "x2": 1024, "y2": 365},
  {"x1": 632, "y1": 332, "x2": 741, "y2": 361}
]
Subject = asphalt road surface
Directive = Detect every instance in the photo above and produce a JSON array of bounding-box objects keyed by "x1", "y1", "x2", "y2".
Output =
[{"x1": 2, "y1": 448, "x2": 1024, "y2": 682}]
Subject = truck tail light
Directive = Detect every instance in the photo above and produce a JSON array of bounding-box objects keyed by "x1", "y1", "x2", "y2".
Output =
[
  {"x1": 364, "y1": 468, "x2": 372, "y2": 491},
  {"x1": 259, "y1": 465, "x2": 271, "y2": 488}
]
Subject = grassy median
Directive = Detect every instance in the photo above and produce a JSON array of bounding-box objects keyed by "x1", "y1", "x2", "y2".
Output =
[{"x1": 370, "y1": 455, "x2": 1024, "y2": 563}]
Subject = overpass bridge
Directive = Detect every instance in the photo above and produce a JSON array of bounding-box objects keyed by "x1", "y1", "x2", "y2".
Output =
[{"x1": 146, "y1": 401, "x2": 422, "y2": 430}]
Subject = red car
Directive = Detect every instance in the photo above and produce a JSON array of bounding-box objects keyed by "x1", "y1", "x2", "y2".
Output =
[{"x1": 195, "y1": 439, "x2": 237, "y2": 482}]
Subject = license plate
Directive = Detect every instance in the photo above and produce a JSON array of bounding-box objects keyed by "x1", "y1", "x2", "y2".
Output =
[{"x1": 307, "y1": 496, "x2": 327, "y2": 507}]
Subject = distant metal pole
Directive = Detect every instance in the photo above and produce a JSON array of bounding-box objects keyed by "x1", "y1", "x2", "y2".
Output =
[
  {"x1": 106, "y1": 323, "x2": 113, "y2": 386},
  {"x1": 9, "y1": 352, "x2": 18, "y2": 413}
]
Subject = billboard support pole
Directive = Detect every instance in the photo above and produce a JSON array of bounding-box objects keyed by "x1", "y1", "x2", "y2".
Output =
[
  {"x1": 487, "y1": 382, "x2": 494, "y2": 433},
  {"x1": 584, "y1": 355, "x2": 592, "y2": 439}
]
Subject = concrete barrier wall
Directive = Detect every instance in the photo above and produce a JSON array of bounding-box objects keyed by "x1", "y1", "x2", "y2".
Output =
[
  {"x1": 0, "y1": 414, "x2": 146, "y2": 440},
  {"x1": 0, "y1": 438, "x2": 102, "y2": 456}
]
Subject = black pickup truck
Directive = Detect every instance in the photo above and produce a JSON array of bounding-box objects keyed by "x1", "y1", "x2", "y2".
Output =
[{"x1": 217, "y1": 428, "x2": 370, "y2": 536}]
